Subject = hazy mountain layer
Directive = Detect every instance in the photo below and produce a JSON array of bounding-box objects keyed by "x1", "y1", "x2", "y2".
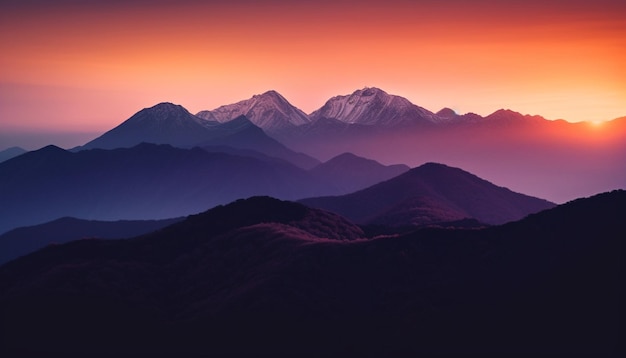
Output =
[
  {"x1": 301, "y1": 162, "x2": 555, "y2": 226},
  {"x1": 0, "y1": 146, "x2": 27, "y2": 163},
  {"x1": 0, "y1": 143, "x2": 332, "y2": 234},
  {"x1": 0, "y1": 144, "x2": 424, "y2": 234},
  {"x1": 197, "y1": 88, "x2": 625, "y2": 203},
  {"x1": 0, "y1": 217, "x2": 183, "y2": 266},
  {"x1": 80, "y1": 103, "x2": 319, "y2": 169},
  {"x1": 309, "y1": 152, "x2": 410, "y2": 195}
]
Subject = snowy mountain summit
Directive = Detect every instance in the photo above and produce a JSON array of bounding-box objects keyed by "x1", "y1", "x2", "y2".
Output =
[
  {"x1": 309, "y1": 87, "x2": 437, "y2": 126},
  {"x1": 197, "y1": 90, "x2": 310, "y2": 134}
]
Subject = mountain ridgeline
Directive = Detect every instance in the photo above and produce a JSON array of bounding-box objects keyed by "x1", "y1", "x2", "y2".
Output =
[
  {"x1": 0, "y1": 146, "x2": 27, "y2": 163},
  {"x1": 0, "y1": 217, "x2": 184, "y2": 266},
  {"x1": 300, "y1": 162, "x2": 556, "y2": 226},
  {"x1": 194, "y1": 87, "x2": 626, "y2": 203},
  {"x1": 0, "y1": 144, "x2": 413, "y2": 234},
  {"x1": 60, "y1": 87, "x2": 626, "y2": 203},
  {"x1": 0, "y1": 191, "x2": 622, "y2": 357},
  {"x1": 79, "y1": 103, "x2": 320, "y2": 169}
]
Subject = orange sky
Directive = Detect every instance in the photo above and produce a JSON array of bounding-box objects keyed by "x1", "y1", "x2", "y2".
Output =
[{"x1": 1, "y1": 0, "x2": 625, "y2": 148}]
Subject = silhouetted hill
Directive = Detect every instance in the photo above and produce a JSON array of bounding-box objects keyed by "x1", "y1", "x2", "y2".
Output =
[
  {"x1": 309, "y1": 152, "x2": 409, "y2": 194},
  {"x1": 82, "y1": 102, "x2": 214, "y2": 149},
  {"x1": 0, "y1": 146, "x2": 27, "y2": 163},
  {"x1": 0, "y1": 192, "x2": 622, "y2": 357},
  {"x1": 300, "y1": 162, "x2": 555, "y2": 226},
  {"x1": 0, "y1": 216, "x2": 183, "y2": 266},
  {"x1": 0, "y1": 143, "x2": 333, "y2": 233}
]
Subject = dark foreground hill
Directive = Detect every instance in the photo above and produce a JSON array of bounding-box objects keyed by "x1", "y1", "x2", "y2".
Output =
[
  {"x1": 301, "y1": 162, "x2": 556, "y2": 226},
  {"x1": 0, "y1": 192, "x2": 623, "y2": 357}
]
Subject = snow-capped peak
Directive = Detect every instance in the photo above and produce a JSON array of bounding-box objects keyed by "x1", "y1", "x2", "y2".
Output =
[
  {"x1": 196, "y1": 91, "x2": 310, "y2": 133},
  {"x1": 130, "y1": 102, "x2": 210, "y2": 126},
  {"x1": 310, "y1": 87, "x2": 436, "y2": 126}
]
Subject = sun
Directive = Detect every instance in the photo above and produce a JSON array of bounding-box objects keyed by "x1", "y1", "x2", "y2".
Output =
[{"x1": 589, "y1": 120, "x2": 605, "y2": 128}]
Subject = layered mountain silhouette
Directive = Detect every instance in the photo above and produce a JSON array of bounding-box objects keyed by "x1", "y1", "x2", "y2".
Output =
[
  {"x1": 0, "y1": 216, "x2": 183, "y2": 266},
  {"x1": 301, "y1": 162, "x2": 555, "y2": 226},
  {"x1": 64, "y1": 88, "x2": 626, "y2": 202},
  {"x1": 0, "y1": 143, "x2": 334, "y2": 234},
  {"x1": 0, "y1": 191, "x2": 621, "y2": 357},
  {"x1": 0, "y1": 144, "x2": 421, "y2": 234},
  {"x1": 197, "y1": 115, "x2": 319, "y2": 169},
  {"x1": 192, "y1": 87, "x2": 624, "y2": 202},
  {"x1": 79, "y1": 102, "x2": 319, "y2": 169},
  {"x1": 0, "y1": 146, "x2": 27, "y2": 163},
  {"x1": 309, "y1": 152, "x2": 409, "y2": 195}
]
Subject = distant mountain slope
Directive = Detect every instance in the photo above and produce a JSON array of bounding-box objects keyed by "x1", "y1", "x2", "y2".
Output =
[
  {"x1": 0, "y1": 143, "x2": 333, "y2": 234},
  {"x1": 199, "y1": 115, "x2": 320, "y2": 169},
  {"x1": 0, "y1": 191, "x2": 621, "y2": 357},
  {"x1": 79, "y1": 103, "x2": 319, "y2": 169},
  {"x1": 0, "y1": 217, "x2": 183, "y2": 266},
  {"x1": 82, "y1": 102, "x2": 214, "y2": 149},
  {"x1": 197, "y1": 90, "x2": 310, "y2": 135},
  {"x1": 263, "y1": 88, "x2": 626, "y2": 204},
  {"x1": 69, "y1": 91, "x2": 625, "y2": 204},
  {"x1": 300, "y1": 162, "x2": 555, "y2": 226},
  {"x1": 309, "y1": 152, "x2": 409, "y2": 195},
  {"x1": 0, "y1": 146, "x2": 27, "y2": 163}
]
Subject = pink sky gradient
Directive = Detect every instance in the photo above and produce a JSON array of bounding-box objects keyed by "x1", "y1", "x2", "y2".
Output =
[{"x1": 1, "y1": 0, "x2": 625, "y2": 149}]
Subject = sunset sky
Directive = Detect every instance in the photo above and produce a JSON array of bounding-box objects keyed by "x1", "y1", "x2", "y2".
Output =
[{"x1": 1, "y1": 0, "x2": 625, "y2": 149}]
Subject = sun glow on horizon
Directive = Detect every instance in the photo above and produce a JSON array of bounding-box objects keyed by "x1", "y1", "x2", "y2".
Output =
[{"x1": 1, "y1": 0, "x2": 625, "y2": 136}]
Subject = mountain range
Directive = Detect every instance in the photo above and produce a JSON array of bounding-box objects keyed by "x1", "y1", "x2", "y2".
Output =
[
  {"x1": 1, "y1": 86, "x2": 622, "y2": 356},
  {"x1": 0, "y1": 157, "x2": 551, "y2": 263},
  {"x1": 190, "y1": 87, "x2": 625, "y2": 203},
  {"x1": 64, "y1": 86, "x2": 624, "y2": 203},
  {"x1": 79, "y1": 103, "x2": 320, "y2": 169},
  {"x1": 1, "y1": 191, "x2": 621, "y2": 357},
  {"x1": 0, "y1": 144, "x2": 411, "y2": 234},
  {"x1": 2, "y1": 86, "x2": 622, "y2": 237}
]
